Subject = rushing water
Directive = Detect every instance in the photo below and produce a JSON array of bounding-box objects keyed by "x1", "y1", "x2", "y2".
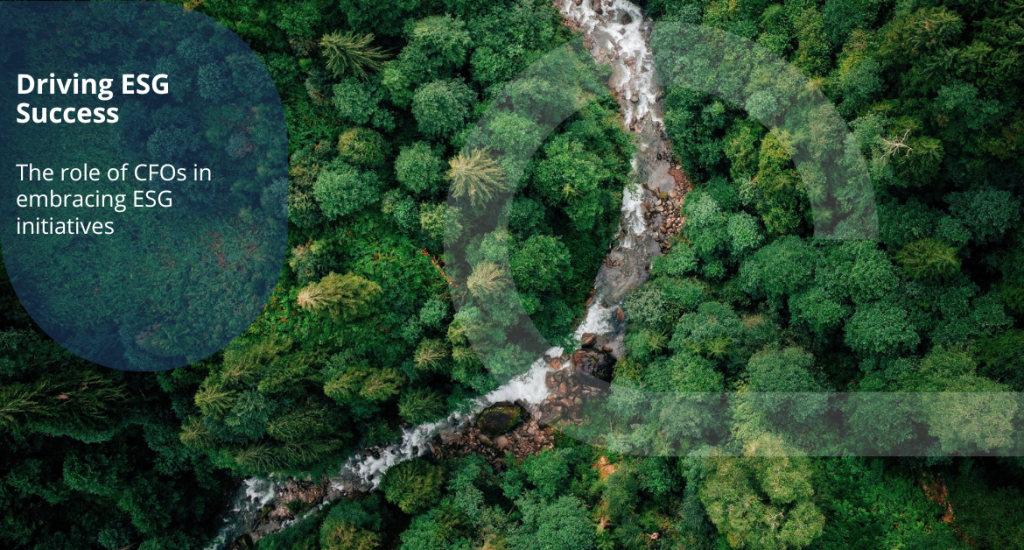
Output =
[
  {"x1": 332, "y1": 347, "x2": 562, "y2": 490},
  {"x1": 562, "y1": 0, "x2": 676, "y2": 344},
  {"x1": 205, "y1": 0, "x2": 675, "y2": 546},
  {"x1": 204, "y1": 479, "x2": 277, "y2": 550}
]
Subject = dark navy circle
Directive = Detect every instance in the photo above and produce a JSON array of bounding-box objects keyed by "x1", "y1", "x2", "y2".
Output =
[{"x1": 0, "y1": 2, "x2": 288, "y2": 371}]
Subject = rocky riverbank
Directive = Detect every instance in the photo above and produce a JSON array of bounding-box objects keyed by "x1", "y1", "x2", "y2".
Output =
[
  {"x1": 649, "y1": 166, "x2": 690, "y2": 251},
  {"x1": 222, "y1": 340, "x2": 624, "y2": 547}
]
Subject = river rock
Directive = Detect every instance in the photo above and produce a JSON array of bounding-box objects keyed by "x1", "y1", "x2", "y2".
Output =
[
  {"x1": 572, "y1": 348, "x2": 616, "y2": 382},
  {"x1": 581, "y1": 332, "x2": 597, "y2": 347},
  {"x1": 475, "y1": 401, "x2": 524, "y2": 437}
]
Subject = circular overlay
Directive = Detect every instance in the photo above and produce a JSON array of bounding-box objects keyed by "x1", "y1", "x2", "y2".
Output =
[{"x1": 0, "y1": 2, "x2": 288, "y2": 371}]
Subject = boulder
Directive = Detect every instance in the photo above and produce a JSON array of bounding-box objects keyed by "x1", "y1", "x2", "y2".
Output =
[
  {"x1": 572, "y1": 349, "x2": 616, "y2": 382},
  {"x1": 475, "y1": 402, "x2": 524, "y2": 437}
]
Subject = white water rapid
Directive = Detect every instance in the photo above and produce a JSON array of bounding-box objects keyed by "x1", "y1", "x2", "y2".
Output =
[{"x1": 333, "y1": 347, "x2": 562, "y2": 490}]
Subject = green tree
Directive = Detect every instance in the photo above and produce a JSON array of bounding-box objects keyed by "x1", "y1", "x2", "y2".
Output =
[
  {"x1": 681, "y1": 191, "x2": 730, "y2": 275},
  {"x1": 407, "y1": 15, "x2": 472, "y2": 68},
  {"x1": 533, "y1": 135, "x2": 611, "y2": 232},
  {"x1": 895, "y1": 239, "x2": 960, "y2": 282},
  {"x1": 946, "y1": 186, "x2": 1022, "y2": 245},
  {"x1": 788, "y1": 286, "x2": 850, "y2": 338},
  {"x1": 623, "y1": 285, "x2": 668, "y2": 332},
  {"x1": 412, "y1": 79, "x2": 475, "y2": 139},
  {"x1": 320, "y1": 495, "x2": 388, "y2": 550},
  {"x1": 397, "y1": 387, "x2": 446, "y2": 425},
  {"x1": 419, "y1": 202, "x2": 464, "y2": 241},
  {"x1": 510, "y1": 495, "x2": 596, "y2": 550},
  {"x1": 835, "y1": 58, "x2": 884, "y2": 117},
  {"x1": 844, "y1": 302, "x2": 920, "y2": 356},
  {"x1": 739, "y1": 236, "x2": 820, "y2": 306},
  {"x1": 670, "y1": 301, "x2": 743, "y2": 362},
  {"x1": 380, "y1": 458, "x2": 444, "y2": 515},
  {"x1": 791, "y1": 6, "x2": 832, "y2": 76},
  {"x1": 822, "y1": 241, "x2": 899, "y2": 305},
  {"x1": 746, "y1": 346, "x2": 827, "y2": 424},
  {"x1": 727, "y1": 212, "x2": 766, "y2": 258},
  {"x1": 905, "y1": 347, "x2": 1017, "y2": 454},
  {"x1": 752, "y1": 131, "x2": 806, "y2": 235},
  {"x1": 324, "y1": 364, "x2": 404, "y2": 404},
  {"x1": 398, "y1": 503, "x2": 471, "y2": 550},
  {"x1": 337, "y1": 127, "x2": 387, "y2": 168},
  {"x1": 332, "y1": 77, "x2": 396, "y2": 131},
  {"x1": 977, "y1": 329, "x2": 1024, "y2": 391},
  {"x1": 321, "y1": 521, "x2": 379, "y2": 550},
  {"x1": 297, "y1": 272, "x2": 383, "y2": 321},
  {"x1": 724, "y1": 118, "x2": 765, "y2": 181},
  {"x1": 520, "y1": 449, "x2": 570, "y2": 499},
  {"x1": 447, "y1": 149, "x2": 507, "y2": 206},
  {"x1": 381, "y1": 15, "x2": 473, "y2": 107},
  {"x1": 313, "y1": 162, "x2": 380, "y2": 219},
  {"x1": 698, "y1": 436, "x2": 825, "y2": 550},
  {"x1": 419, "y1": 296, "x2": 450, "y2": 330},
  {"x1": 395, "y1": 141, "x2": 444, "y2": 195},
  {"x1": 510, "y1": 235, "x2": 572, "y2": 297},
  {"x1": 320, "y1": 32, "x2": 389, "y2": 78},
  {"x1": 822, "y1": 0, "x2": 869, "y2": 50}
]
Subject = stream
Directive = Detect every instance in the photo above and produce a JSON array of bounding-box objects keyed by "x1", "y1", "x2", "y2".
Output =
[{"x1": 205, "y1": 0, "x2": 677, "y2": 546}]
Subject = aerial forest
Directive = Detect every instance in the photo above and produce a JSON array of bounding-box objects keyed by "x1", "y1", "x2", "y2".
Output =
[{"x1": 2, "y1": 0, "x2": 1023, "y2": 549}]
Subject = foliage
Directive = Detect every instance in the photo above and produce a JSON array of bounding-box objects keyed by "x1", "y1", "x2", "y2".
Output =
[
  {"x1": 320, "y1": 32, "x2": 389, "y2": 78},
  {"x1": 697, "y1": 437, "x2": 825, "y2": 549},
  {"x1": 395, "y1": 141, "x2": 444, "y2": 195},
  {"x1": 297, "y1": 272, "x2": 382, "y2": 321},
  {"x1": 5, "y1": 0, "x2": 1024, "y2": 548},
  {"x1": 412, "y1": 79, "x2": 476, "y2": 139},
  {"x1": 895, "y1": 239, "x2": 961, "y2": 283},
  {"x1": 380, "y1": 458, "x2": 444, "y2": 515},
  {"x1": 447, "y1": 149, "x2": 507, "y2": 206},
  {"x1": 313, "y1": 161, "x2": 380, "y2": 219}
]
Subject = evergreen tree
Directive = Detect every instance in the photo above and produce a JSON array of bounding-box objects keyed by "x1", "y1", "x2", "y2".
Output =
[
  {"x1": 297, "y1": 272, "x2": 382, "y2": 321},
  {"x1": 895, "y1": 238, "x2": 961, "y2": 282},
  {"x1": 380, "y1": 458, "x2": 444, "y2": 515},
  {"x1": 320, "y1": 32, "x2": 389, "y2": 78},
  {"x1": 447, "y1": 150, "x2": 507, "y2": 206}
]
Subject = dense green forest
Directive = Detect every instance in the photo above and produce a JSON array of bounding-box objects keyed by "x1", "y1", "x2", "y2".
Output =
[{"x1": 2, "y1": 0, "x2": 1024, "y2": 549}]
